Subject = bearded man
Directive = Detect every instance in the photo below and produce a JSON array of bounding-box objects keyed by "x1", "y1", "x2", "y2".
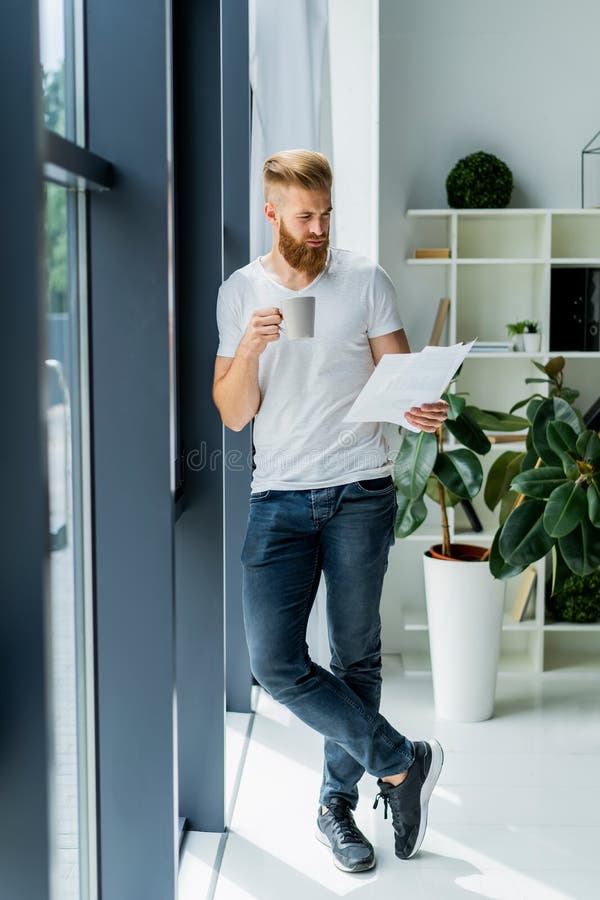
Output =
[{"x1": 212, "y1": 149, "x2": 448, "y2": 873}]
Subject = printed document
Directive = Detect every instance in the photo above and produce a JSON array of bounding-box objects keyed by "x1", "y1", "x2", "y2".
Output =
[{"x1": 344, "y1": 340, "x2": 476, "y2": 432}]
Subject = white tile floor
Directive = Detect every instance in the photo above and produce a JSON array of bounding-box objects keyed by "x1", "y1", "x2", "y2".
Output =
[{"x1": 183, "y1": 656, "x2": 600, "y2": 900}]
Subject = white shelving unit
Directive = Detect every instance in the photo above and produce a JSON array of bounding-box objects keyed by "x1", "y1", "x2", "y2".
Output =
[{"x1": 381, "y1": 209, "x2": 600, "y2": 676}]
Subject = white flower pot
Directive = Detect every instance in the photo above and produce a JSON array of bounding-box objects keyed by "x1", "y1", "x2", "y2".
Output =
[
  {"x1": 523, "y1": 332, "x2": 541, "y2": 352},
  {"x1": 422, "y1": 549, "x2": 506, "y2": 722},
  {"x1": 512, "y1": 334, "x2": 525, "y2": 351}
]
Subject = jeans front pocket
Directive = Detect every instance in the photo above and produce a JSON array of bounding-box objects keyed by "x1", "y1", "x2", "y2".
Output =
[
  {"x1": 250, "y1": 489, "x2": 271, "y2": 501},
  {"x1": 355, "y1": 475, "x2": 394, "y2": 495}
]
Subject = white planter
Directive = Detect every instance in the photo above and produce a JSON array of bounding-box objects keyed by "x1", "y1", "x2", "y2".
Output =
[
  {"x1": 512, "y1": 334, "x2": 525, "y2": 351},
  {"x1": 523, "y1": 332, "x2": 541, "y2": 352},
  {"x1": 422, "y1": 550, "x2": 506, "y2": 722}
]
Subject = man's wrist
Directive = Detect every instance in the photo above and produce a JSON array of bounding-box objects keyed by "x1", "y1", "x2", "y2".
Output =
[{"x1": 237, "y1": 340, "x2": 261, "y2": 363}]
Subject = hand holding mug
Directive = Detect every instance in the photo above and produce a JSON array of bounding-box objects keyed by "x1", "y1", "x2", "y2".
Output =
[{"x1": 239, "y1": 307, "x2": 283, "y2": 357}]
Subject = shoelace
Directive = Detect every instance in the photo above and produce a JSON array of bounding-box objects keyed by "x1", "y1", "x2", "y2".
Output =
[
  {"x1": 328, "y1": 806, "x2": 365, "y2": 844},
  {"x1": 372, "y1": 791, "x2": 390, "y2": 819}
]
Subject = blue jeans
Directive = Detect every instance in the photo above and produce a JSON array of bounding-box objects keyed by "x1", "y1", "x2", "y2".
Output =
[{"x1": 241, "y1": 475, "x2": 415, "y2": 810}]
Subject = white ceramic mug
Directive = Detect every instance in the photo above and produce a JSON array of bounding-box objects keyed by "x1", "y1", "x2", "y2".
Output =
[{"x1": 280, "y1": 295, "x2": 315, "y2": 340}]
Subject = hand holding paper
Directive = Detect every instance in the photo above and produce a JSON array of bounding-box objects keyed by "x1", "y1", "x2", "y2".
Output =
[{"x1": 343, "y1": 340, "x2": 476, "y2": 432}]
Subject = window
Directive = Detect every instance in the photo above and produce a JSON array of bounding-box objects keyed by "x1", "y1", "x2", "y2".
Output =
[{"x1": 40, "y1": 2, "x2": 97, "y2": 898}]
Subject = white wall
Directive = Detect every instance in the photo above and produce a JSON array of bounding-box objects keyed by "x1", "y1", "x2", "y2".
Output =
[
  {"x1": 328, "y1": 0, "x2": 379, "y2": 259},
  {"x1": 379, "y1": 0, "x2": 600, "y2": 351}
]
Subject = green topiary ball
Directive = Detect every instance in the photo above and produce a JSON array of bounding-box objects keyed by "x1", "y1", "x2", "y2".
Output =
[
  {"x1": 547, "y1": 571, "x2": 600, "y2": 624},
  {"x1": 446, "y1": 151, "x2": 513, "y2": 208}
]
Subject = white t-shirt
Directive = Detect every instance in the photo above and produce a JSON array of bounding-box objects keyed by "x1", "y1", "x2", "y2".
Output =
[{"x1": 216, "y1": 247, "x2": 405, "y2": 492}]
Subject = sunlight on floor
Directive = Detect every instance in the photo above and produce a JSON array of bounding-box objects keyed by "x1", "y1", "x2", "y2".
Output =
[
  {"x1": 433, "y1": 786, "x2": 463, "y2": 807},
  {"x1": 428, "y1": 829, "x2": 576, "y2": 900},
  {"x1": 183, "y1": 672, "x2": 600, "y2": 900}
]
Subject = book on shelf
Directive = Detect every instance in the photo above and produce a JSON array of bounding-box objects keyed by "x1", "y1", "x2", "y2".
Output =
[
  {"x1": 487, "y1": 433, "x2": 527, "y2": 444},
  {"x1": 415, "y1": 248, "x2": 451, "y2": 259},
  {"x1": 511, "y1": 567, "x2": 537, "y2": 622},
  {"x1": 470, "y1": 341, "x2": 513, "y2": 353},
  {"x1": 428, "y1": 297, "x2": 450, "y2": 346}
]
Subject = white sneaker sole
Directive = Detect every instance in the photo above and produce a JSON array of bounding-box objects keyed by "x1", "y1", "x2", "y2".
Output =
[
  {"x1": 315, "y1": 827, "x2": 376, "y2": 873},
  {"x1": 406, "y1": 738, "x2": 444, "y2": 859}
]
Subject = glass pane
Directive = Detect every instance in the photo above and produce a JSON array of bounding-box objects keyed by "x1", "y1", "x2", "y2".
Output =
[
  {"x1": 44, "y1": 182, "x2": 95, "y2": 900},
  {"x1": 39, "y1": 0, "x2": 77, "y2": 141}
]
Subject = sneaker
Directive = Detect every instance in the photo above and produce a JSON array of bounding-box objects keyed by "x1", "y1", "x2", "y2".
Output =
[
  {"x1": 373, "y1": 739, "x2": 444, "y2": 859},
  {"x1": 315, "y1": 798, "x2": 376, "y2": 873}
]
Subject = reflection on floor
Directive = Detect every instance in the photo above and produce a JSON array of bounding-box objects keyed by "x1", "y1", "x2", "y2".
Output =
[{"x1": 180, "y1": 657, "x2": 600, "y2": 900}]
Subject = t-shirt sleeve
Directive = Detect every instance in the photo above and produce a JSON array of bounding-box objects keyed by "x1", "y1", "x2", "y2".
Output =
[
  {"x1": 216, "y1": 285, "x2": 243, "y2": 357},
  {"x1": 365, "y1": 264, "x2": 405, "y2": 338}
]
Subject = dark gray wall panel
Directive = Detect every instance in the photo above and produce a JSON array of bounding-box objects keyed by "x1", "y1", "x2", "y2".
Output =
[
  {"x1": 0, "y1": 4, "x2": 49, "y2": 900},
  {"x1": 87, "y1": 1, "x2": 177, "y2": 898},
  {"x1": 173, "y1": 0, "x2": 226, "y2": 832},
  {"x1": 223, "y1": 0, "x2": 253, "y2": 715}
]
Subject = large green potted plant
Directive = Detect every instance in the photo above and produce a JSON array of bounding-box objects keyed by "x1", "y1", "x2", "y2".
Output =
[
  {"x1": 484, "y1": 357, "x2": 600, "y2": 592},
  {"x1": 393, "y1": 389, "x2": 528, "y2": 721}
]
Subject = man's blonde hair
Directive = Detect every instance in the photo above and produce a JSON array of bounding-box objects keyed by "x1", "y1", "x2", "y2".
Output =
[{"x1": 263, "y1": 149, "x2": 332, "y2": 203}]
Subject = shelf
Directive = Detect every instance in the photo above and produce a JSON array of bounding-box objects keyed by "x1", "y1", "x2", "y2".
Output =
[
  {"x1": 457, "y1": 264, "x2": 546, "y2": 343},
  {"x1": 552, "y1": 214, "x2": 600, "y2": 258},
  {"x1": 406, "y1": 258, "x2": 452, "y2": 266},
  {"x1": 392, "y1": 208, "x2": 600, "y2": 677},
  {"x1": 543, "y1": 653, "x2": 600, "y2": 675},
  {"x1": 408, "y1": 208, "x2": 600, "y2": 217},
  {"x1": 551, "y1": 258, "x2": 600, "y2": 265},
  {"x1": 498, "y1": 652, "x2": 539, "y2": 674},
  {"x1": 466, "y1": 351, "x2": 546, "y2": 358},
  {"x1": 547, "y1": 350, "x2": 600, "y2": 358},
  {"x1": 456, "y1": 258, "x2": 547, "y2": 265},
  {"x1": 402, "y1": 607, "x2": 538, "y2": 632},
  {"x1": 406, "y1": 258, "x2": 551, "y2": 265},
  {"x1": 544, "y1": 631, "x2": 600, "y2": 674},
  {"x1": 463, "y1": 350, "x2": 600, "y2": 359},
  {"x1": 407, "y1": 210, "x2": 453, "y2": 218},
  {"x1": 407, "y1": 209, "x2": 549, "y2": 217},
  {"x1": 503, "y1": 613, "x2": 538, "y2": 631},
  {"x1": 551, "y1": 209, "x2": 600, "y2": 216},
  {"x1": 544, "y1": 622, "x2": 600, "y2": 632}
]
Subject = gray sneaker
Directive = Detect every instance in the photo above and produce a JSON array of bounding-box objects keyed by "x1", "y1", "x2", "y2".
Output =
[
  {"x1": 373, "y1": 739, "x2": 444, "y2": 859},
  {"x1": 315, "y1": 798, "x2": 375, "y2": 872}
]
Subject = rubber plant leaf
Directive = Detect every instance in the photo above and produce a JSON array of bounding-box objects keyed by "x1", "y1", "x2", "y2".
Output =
[
  {"x1": 488, "y1": 527, "x2": 528, "y2": 580},
  {"x1": 433, "y1": 449, "x2": 483, "y2": 500},
  {"x1": 558, "y1": 518, "x2": 600, "y2": 577},
  {"x1": 394, "y1": 493, "x2": 427, "y2": 539},
  {"x1": 393, "y1": 430, "x2": 437, "y2": 501},
  {"x1": 499, "y1": 499, "x2": 554, "y2": 566},
  {"x1": 543, "y1": 481, "x2": 587, "y2": 538},
  {"x1": 511, "y1": 466, "x2": 566, "y2": 500},
  {"x1": 484, "y1": 450, "x2": 525, "y2": 511}
]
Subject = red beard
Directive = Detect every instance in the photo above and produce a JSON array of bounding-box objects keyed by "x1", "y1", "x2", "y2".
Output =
[{"x1": 279, "y1": 218, "x2": 329, "y2": 279}]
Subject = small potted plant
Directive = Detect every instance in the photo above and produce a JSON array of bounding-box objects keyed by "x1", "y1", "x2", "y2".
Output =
[
  {"x1": 393, "y1": 391, "x2": 528, "y2": 722},
  {"x1": 522, "y1": 320, "x2": 541, "y2": 353},
  {"x1": 506, "y1": 320, "x2": 526, "y2": 351}
]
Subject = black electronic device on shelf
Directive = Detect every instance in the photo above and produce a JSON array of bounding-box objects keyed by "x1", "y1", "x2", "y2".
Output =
[{"x1": 550, "y1": 267, "x2": 600, "y2": 351}]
